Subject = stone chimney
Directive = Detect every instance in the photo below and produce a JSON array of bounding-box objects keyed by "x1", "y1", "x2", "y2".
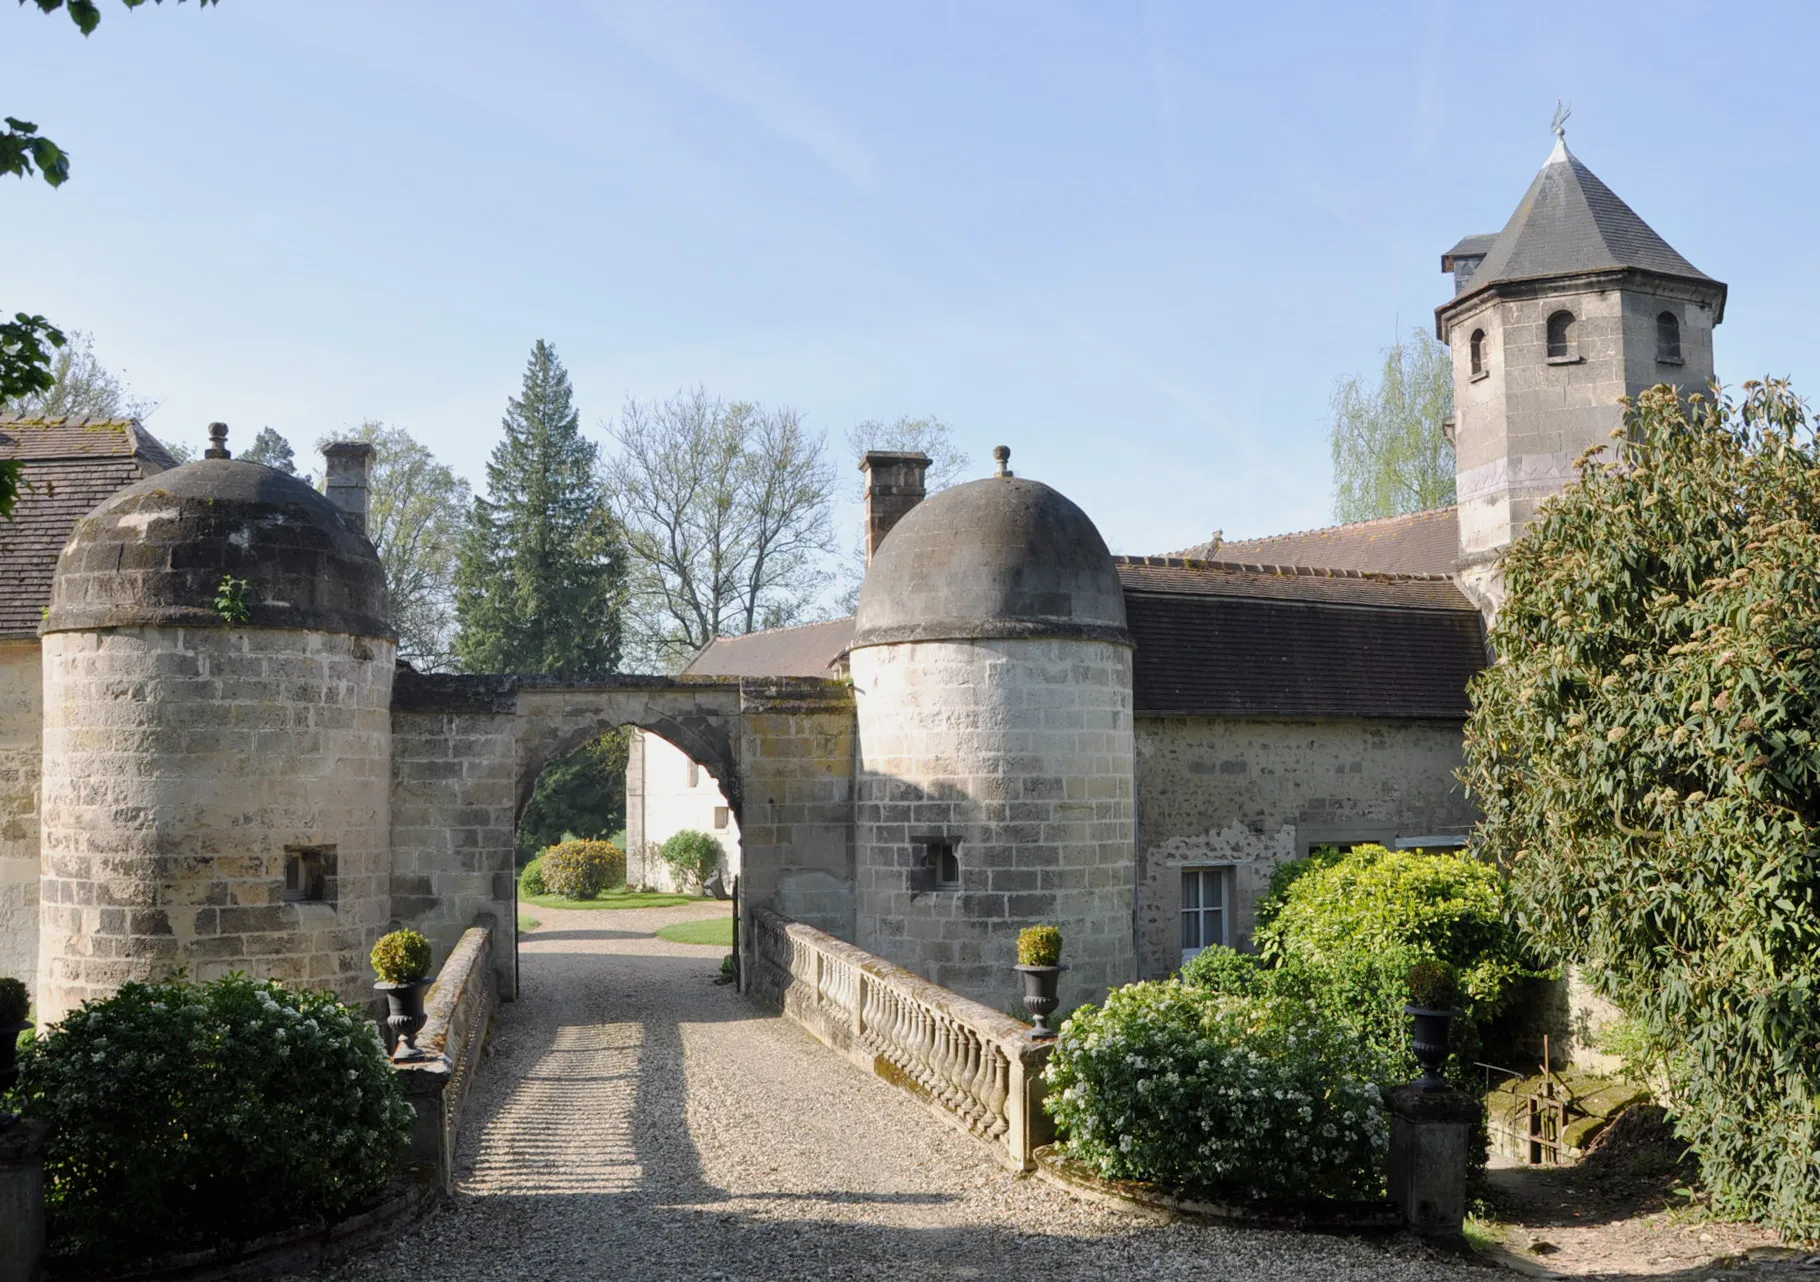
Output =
[
  {"x1": 861, "y1": 451, "x2": 930, "y2": 564},
  {"x1": 321, "y1": 441, "x2": 376, "y2": 538}
]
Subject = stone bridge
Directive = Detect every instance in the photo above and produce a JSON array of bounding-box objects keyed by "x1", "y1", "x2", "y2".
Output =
[{"x1": 390, "y1": 669, "x2": 857, "y2": 998}]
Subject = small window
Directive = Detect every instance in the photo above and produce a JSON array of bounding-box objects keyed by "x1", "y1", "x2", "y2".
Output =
[
  {"x1": 687, "y1": 761, "x2": 700, "y2": 788},
  {"x1": 1656, "y1": 310, "x2": 1682, "y2": 364},
  {"x1": 1469, "y1": 328, "x2": 1487, "y2": 378},
  {"x1": 713, "y1": 806, "x2": 730, "y2": 830},
  {"x1": 920, "y1": 839, "x2": 961, "y2": 890},
  {"x1": 1180, "y1": 867, "x2": 1229, "y2": 961},
  {"x1": 1546, "y1": 310, "x2": 1576, "y2": 360},
  {"x1": 283, "y1": 845, "x2": 336, "y2": 905}
]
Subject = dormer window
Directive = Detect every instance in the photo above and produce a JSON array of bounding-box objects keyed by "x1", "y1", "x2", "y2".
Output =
[
  {"x1": 1469, "y1": 329, "x2": 1487, "y2": 380},
  {"x1": 1656, "y1": 310, "x2": 1683, "y2": 364},
  {"x1": 1546, "y1": 310, "x2": 1578, "y2": 362}
]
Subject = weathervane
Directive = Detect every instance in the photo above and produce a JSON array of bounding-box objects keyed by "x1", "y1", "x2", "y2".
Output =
[{"x1": 1551, "y1": 100, "x2": 1572, "y2": 140}]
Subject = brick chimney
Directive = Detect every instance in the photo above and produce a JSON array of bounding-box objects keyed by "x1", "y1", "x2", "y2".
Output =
[
  {"x1": 321, "y1": 441, "x2": 376, "y2": 538},
  {"x1": 861, "y1": 451, "x2": 930, "y2": 564}
]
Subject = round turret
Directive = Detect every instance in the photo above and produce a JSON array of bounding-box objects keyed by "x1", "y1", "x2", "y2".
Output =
[
  {"x1": 36, "y1": 431, "x2": 396, "y2": 1023},
  {"x1": 849, "y1": 451, "x2": 1137, "y2": 1012}
]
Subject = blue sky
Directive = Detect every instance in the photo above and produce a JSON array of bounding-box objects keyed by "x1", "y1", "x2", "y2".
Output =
[{"x1": 4, "y1": 1, "x2": 1814, "y2": 561}]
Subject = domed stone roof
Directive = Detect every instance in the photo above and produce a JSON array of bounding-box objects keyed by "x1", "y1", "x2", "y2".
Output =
[
  {"x1": 42, "y1": 457, "x2": 393, "y2": 639},
  {"x1": 852, "y1": 470, "x2": 1129, "y2": 649}
]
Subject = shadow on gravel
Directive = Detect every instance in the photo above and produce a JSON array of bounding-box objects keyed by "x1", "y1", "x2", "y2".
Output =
[{"x1": 518, "y1": 929, "x2": 691, "y2": 945}]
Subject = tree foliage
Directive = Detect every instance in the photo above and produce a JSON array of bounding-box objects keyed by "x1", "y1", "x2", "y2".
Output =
[
  {"x1": 1463, "y1": 380, "x2": 1820, "y2": 1236},
  {"x1": 1329, "y1": 328, "x2": 1455, "y2": 522},
  {"x1": 455, "y1": 340, "x2": 626, "y2": 676},
  {"x1": 516, "y1": 729, "x2": 628, "y2": 863},
  {"x1": 0, "y1": 328, "x2": 155, "y2": 421},
  {"x1": 240, "y1": 426, "x2": 298, "y2": 475},
  {"x1": 318, "y1": 422, "x2": 471, "y2": 671},
  {"x1": 3, "y1": 0, "x2": 218, "y2": 517},
  {"x1": 607, "y1": 388, "x2": 835, "y2": 669}
]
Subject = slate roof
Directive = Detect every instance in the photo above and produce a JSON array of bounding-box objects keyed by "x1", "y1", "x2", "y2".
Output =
[
  {"x1": 683, "y1": 617, "x2": 856, "y2": 678},
  {"x1": 0, "y1": 417, "x2": 181, "y2": 636},
  {"x1": 1174, "y1": 506, "x2": 1461, "y2": 576},
  {"x1": 1114, "y1": 558, "x2": 1485, "y2": 720},
  {"x1": 1455, "y1": 139, "x2": 1720, "y2": 304}
]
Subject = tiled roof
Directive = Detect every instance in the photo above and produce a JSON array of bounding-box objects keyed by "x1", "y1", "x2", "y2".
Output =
[
  {"x1": 1460, "y1": 139, "x2": 1718, "y2": 299},
  {"x1": 1115, "y1": 556, "x2": 1474, "y2": 612},
  {"x1": 683, "y1": 617, "x2": 856, "y2": 678},
  {"x1": 0, "y1": 417, "x2": 180, "y2": 636},
  {"x1": 1173, "y1": 506, "x2": 1462, "y2": 576}
]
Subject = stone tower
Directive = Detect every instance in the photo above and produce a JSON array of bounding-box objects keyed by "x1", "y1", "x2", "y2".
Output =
[
  {"x1": 35, "y1": 428, "x2": 395, "y2": 1023},
  {"x1": 1437, "y1": 131, "x2": 1726, "y2": 613},
  {"x1": 848, "y1": 447, "x2": 1137, "y2": 1013}
]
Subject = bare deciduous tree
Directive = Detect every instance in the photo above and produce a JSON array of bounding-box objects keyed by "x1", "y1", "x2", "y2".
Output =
[
  {"x1": 606, "y1": 388, "x2": 836, "y2": 670},
  {"x1": 837, "y1": 414, "x2": 970, "y2": 610},
  {"x1": 1, "y1": 329, "x2": 157, "y2": 422}
]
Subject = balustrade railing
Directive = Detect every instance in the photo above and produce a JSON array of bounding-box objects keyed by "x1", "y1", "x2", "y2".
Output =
[{"x1": 748, "y1": 907, "x2": 1053, "y2": 1169}]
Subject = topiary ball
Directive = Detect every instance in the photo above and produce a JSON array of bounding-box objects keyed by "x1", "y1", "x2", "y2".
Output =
[
  {"x1": 539, "y1": 838, "x2": 624, "y2": 900},
  {"x1": 518, "y1": 856, "x2": 546, "y2": 899},
  {"x1": 370, "y1": 928, "x2": 432, "y2": 983},
  {"x1": 1017, "y1": 924, "x2": 1063, "y2": 967},
  {"x1": 0, "y1": 976, "x2": 28, "y2": 1025},
  {"x1": 18, "y1": 975, "x2": 413, "y2": 1265}
]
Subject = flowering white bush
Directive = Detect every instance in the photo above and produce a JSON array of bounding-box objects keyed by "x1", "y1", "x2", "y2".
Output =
[
  {"x1": 18, "y1": 975, "x2": 413, "y2": 1265},
  {"x1": 1044, "y1": 980, "x2": 1388, "y2": 1198}
]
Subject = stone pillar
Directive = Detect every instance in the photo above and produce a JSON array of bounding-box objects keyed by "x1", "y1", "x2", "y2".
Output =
[
  {"x1": 859, "y1": 451, "x2": 930, "y2": 563},
  {"x1": 0, "y1": 1119, "x2": 51, "y2": 1282},
  {"x1": 393, "y1": 1055, "x2": 454, "y2": 1194},
  {"x1": 1384, "y1": 1084, "x2": 1479, "y2": 1239},
  {"x1": 322, "y1": 441, "x2": 377, "y2": 538}
]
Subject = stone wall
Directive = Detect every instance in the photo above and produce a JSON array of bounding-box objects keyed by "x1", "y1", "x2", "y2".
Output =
[
  {"x1": 852, "y1": 638, "x2": 1136, "y2": 1012},
  {"x1": 0, "y1": 639, "x2": 40, "y2": 987},
  {"x1": 1133, "y1": 716, "x2": 1477, "y2": 979},
  {"x1": 36, "y1": 626, "x2": 394, "y2": 1023},
  {"x1": 389, "y1": 691, "x2": 519, "y2": 1000}
]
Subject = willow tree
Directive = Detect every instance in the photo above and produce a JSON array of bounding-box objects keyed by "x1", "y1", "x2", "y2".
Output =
[
  {"x1": 1328, "y1": 329, "x2": 1454, "y2": 522},
  {"x1": 1464, "y1": 380, "x2": 1820, "y2": 1236}
]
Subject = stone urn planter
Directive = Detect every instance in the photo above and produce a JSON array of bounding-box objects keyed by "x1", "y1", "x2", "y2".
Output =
[
  {"x1": 1405, "y1": 1004, "x2": 1459, "y2": 1092},
  {"x1": 376, "y1": 980, "x2": 431, "y2": 1062},
  {"x1": 1015, "y1": 965, "x2": 1066, "y2": 1038}
]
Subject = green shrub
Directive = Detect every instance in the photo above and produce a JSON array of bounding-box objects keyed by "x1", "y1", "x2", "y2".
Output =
[
  {"x1": 1405, "y1": 959, "x2": 1462, "y2": 1011},
  {"x1": 1177, "y1": 945, "x2": 1263, "y2": 995},
  {"x1": 1044, "y1": 981, "x2": 1387, "y2": 1198},
  {"x1": 0, "y1": 976, "x2": 27, "y2": 1024},
  {"x1": 659, "y1": 830, "x2": 722, "y2": 892},
  {"x1": 370, "y1": 929, "x2": 431, "y2": 983},
  {"x1": 518, "y1": 855, "x2": 546, "y2": 899},
  {"x1": 1254, "y1": 843, "x2": 1541, "y2": 1081},
  {"x1": 539, "y1": 838, "x2": 625, "y2": 899},
  {"x1": 1017, "y1": 924, "x2": 1063, "y2": 966},
  {"x1": 1462, "y1": 380, "x2": 1820, "y2": 1236},
  {"x1": 17, "y1": 975, "x2": 412, "y2": 1264}
]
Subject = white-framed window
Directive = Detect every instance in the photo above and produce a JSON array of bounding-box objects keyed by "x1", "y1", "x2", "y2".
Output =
[
  {"x1": 1180, "y1": 866, "x2": 1230, "y2": 962},
  {"x1": 713, "y1": 806, "x2": 730, "y2": 830}
]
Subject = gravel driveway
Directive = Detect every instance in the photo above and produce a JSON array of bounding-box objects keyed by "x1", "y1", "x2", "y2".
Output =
[{"x1": 303, "y1": 902, "x2": 1483, "y2": 1282}]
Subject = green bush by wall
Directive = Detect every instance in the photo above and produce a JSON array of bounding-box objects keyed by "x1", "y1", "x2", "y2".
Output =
[
  {"x1": 17, "y1": 975, "x2": 412, "y2": 1265},
  {"x1": 538, "y1": 838, "x2": 625, "y2": 900}
]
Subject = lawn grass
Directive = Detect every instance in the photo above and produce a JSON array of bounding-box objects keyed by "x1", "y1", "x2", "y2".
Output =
[
  {"x1": 517, "y1": 913, "x2": 540, "y2": 933},
  {"x1": 523, "y1": 889, "x2": 699, "y2": 911},
  {"x1": 656, "y1": 915, "x2": 733, "y2": 947}
]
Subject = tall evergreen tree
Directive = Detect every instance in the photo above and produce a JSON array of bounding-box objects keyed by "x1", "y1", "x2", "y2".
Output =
[{"x1": 455, "y1": 340, "x2": 625, "y2": 676}]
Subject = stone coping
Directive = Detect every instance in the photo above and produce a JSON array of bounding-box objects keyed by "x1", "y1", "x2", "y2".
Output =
[
  {"x1": 1030, "y1": 1145, "x2": 1401, "y2": 1232},
  {"x1": 52, "y1": 1178, "x2": 437, "y2": 1282},
  {"x1": 416, "y1": 917, "x2": 492, "y2": 1061}
]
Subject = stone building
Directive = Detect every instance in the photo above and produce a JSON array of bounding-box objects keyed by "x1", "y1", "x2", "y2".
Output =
[{"x1": 0, "y1": 133, "x2": 1721, "y2": 1022}]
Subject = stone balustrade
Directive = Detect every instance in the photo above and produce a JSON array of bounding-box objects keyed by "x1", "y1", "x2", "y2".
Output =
[{"x1": 748, "y1": 906, "x2": 1053, "y2": 1169}]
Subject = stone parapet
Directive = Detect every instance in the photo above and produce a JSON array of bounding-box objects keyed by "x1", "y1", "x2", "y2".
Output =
[
  {"x1": 391, "y1": 915, "x2": 496, "y2": 1193},
  {"x1": 749, "y1": 906, "x2": 1054, "y2": 1171}
]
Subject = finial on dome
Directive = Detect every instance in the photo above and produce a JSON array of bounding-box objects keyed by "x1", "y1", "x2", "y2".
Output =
[
  {"x1": 1551, "y1": 100, "x2": 1571, "y2": 140},
  {"x1": 993, "y1": 445, "x2": 1012, "y2": 478},
  {"x1": 204, "y1": 422, "x2": 231, "y2": 460}
]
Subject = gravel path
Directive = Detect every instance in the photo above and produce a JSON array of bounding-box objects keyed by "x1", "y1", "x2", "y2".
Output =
[{"x1": 304, "y1": 903, "x2": 1486, "y2": 1282}]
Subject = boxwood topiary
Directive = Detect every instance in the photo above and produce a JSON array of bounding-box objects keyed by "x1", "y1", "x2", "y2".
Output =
[
  {"x1": 17, "y1": 975, "x2": 413, "y2": 1265},
  {"x1": 370, "y1": 928, "x2": 431, "y2": 983},
  {"x1": 658, "y1": 830, "x2": 721, "y2": 893},
  {"x1": 1017, "y1": 924, "x2": 1063, "y2": 967},
  {"x1": 538, "y1": 838, "x2": 625, "y2": 900},
  {"x1": 0, "y1": 975, "x2": 27, "y2": 1025}
]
